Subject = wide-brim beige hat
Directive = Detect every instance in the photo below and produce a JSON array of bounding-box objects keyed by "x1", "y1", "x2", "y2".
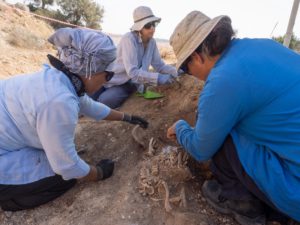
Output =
[
  {"x1": 169, "y1": 11, "x2": 229, "y2": 70},
  {"x1": 131, "y1": 6, "x2": 161, "y2": 31}
]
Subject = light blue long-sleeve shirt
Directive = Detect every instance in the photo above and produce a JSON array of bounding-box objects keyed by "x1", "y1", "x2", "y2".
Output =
[
  {"x1": 0, "y1": 64, "x2": 111, "y2": 185},
  {"x1": 105, "y1": 31, "x2": 177, "y2": 88},
  {"x1": 176, "y1": 38, "x2": 300, "y2": 221}
]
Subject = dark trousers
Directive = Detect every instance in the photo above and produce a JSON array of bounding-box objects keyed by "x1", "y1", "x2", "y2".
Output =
[
  {"x1": 0, "y1": 175, "x2": 76, "y2": 211},
  {"x1": 211, "y1": 136, "x2": 288, "y2": 223}
]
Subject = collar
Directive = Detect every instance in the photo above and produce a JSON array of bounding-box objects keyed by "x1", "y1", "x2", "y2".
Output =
[{"x1": 47, "y1": 54, "x2": 85, "y2": 97}]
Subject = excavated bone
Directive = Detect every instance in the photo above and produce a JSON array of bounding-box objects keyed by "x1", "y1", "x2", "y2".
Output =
[
  {"x1": 161, "y1": 180, "x2": 172, "y2": 212},
  {"x1": 168, "y1": 187, "x2": 187, "y2": 208},
  {"x1": 177, "y1": 151, "x2": 183, "y2": 168},
  {"x1": 147, "y1": 137, "x2": 157, "y2": 156},
  {"x1": 169, "y1": 196, "x2": 182, "y2": 203},
  {"x1": 178, "y1": 151, "x2": 189, "y2": 168},
  {"x1": 131, "y1": 125, "x2": 145, "y2": 148},
  {"x1": 145, "y1": 184, "x2": 155, "y2": 195},
  {"x1": 151, "y1": 163, "x2": 159, "y2": 176},
  {"x1": 180, "y1": 187, "x2": 187, "y2": 208},
  {"x1": 140, "y1": 166, "x2": 150, "y2": 179},
  {"x1": 139, "y1": 182, "x2": 155, "y2": 196},
  {"x1": 182, "y1": 152, "x2": 189, "y2": 164},
  {"x1": 150, "y1": 197, "x2": 164, "y2": 202},
  {"x1": 138, "y1": 145, "x2": 192, "y2": 212}
]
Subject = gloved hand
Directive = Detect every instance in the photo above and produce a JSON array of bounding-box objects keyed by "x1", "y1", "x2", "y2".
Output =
[
  {"x1": 122, "y1": 114, "x2": 148, "y2": 128},
  {"x1": 96, "y1": 159, "x2": 115, "y2": 180},
  {"x1": 157, "y1": 74, "x2": 175, "y2": 85}
]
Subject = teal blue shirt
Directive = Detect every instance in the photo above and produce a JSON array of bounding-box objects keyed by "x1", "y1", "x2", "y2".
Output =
[
  {"x1": 0, "y1": 64, "x2": 111, "y2": 184},
  {"x1": 176, "y1": 38, "x2": 300, "y2": 220}
]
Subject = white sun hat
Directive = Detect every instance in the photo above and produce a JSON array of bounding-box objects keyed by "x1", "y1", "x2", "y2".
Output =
[
  {"x1": 131, "y1": 6, "x2": 161, "y2": 31},
  {"x1": 169, "y1": 11, "x2": 229, "y2": 70}
]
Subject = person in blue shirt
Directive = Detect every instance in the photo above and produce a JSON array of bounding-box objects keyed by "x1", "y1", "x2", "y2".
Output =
[
  {"x1": 0, "y1": 28, "x2": 148, "y2": 211},
  {"x1": 92, "y1": 6, "x2": 180, "y2": 109},
  {"x1": 167, "y1": 11, "x2": 300, "y2": 225}
]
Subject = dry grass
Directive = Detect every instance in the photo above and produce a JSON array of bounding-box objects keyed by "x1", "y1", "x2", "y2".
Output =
[
  {"x1": 0, "y1": 1, "x2": 53, "y2": 50},
  {"x1": 7, "y1": 26, "x2": 45, "y2": 49},
  {"x1": 0, "y1": 1, "x2": 55, "y2": 77}
]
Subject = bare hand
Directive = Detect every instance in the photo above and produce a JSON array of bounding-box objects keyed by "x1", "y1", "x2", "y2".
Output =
[{"x1": 167, "y1": 122, "x2": 178, "y2": 141}]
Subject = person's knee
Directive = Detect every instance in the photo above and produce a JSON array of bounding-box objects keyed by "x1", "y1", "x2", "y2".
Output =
[
  {"x1": 98, "y1": 88, "x2": 131, "y2": 109},
  {"x1": 98, "y1": 94, "x2": 123, "y2": 109},
  {"x1": 0, "y1": 200, "x2": 21, "y2": 211},
  {"x1": 0, "y1": 176, "x2": 76, "y2": 211}
]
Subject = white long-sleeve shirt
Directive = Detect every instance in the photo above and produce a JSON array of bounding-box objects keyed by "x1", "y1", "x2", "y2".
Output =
[
  {"x1": 0, "y1": 64, "x2": 111, "y2": 184},
  {"x1": 105, "y1": 31, "x2": 177, "y2": 88}
]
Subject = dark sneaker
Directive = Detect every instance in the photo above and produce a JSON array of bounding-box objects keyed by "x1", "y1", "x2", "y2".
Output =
[
  {"x1": 288, "y1": 219, "x2": 300, "y2": 225},
  {"x1": 202, "y1": 180, "x2": 266, "y2": 225}
]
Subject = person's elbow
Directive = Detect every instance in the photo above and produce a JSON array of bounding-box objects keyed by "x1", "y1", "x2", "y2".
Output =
[
  {"x1": 188, "y1": 141, "x2": 213, "y2": 162},
  {"x1": 180, "y1": 132, "x2": 215, "y2": 162}
]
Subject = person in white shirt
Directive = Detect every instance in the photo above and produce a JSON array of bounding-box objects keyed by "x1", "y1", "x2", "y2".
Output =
[
  {"x1": 92, "y1": 6, "x2": 180, "y2": 108},
  {"x1": 0, "y1": 28, "x2": 148, "y2": 211}
]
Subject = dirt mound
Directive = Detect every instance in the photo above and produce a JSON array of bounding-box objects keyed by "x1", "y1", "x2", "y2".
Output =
[
  {"x1": 0, "y1": 2, "x2": 240, "y2": 225},
  {"x1": 0, "y1": 76, "x2": 238, "y2": 225},
  {"x1": 0, "y1": 2, "x2": 54, "y2": 79}
]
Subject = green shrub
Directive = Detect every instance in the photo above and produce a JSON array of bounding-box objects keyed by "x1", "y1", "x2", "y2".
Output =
[{"x1": 272, "y1": 34, "x2": 300, "y2": 50}]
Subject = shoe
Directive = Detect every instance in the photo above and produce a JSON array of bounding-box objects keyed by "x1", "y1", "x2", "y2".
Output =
[
  {"x1": 202, "y1": 180, "x2": 266, "y2": 225},
  {"x1": 288, "y1": 219, "x2": 300, "y2": 225}
]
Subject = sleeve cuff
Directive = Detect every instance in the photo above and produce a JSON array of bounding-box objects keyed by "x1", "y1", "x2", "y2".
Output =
[
  {"x1": 95, "y1": 104, "x2": 111, "y2": 121},
  {"x1": 60, "y1": 158, "x2": 90, "y2": 180},
  {"x1": 150, "y1": 73, "x2": 159, "y2": 86},
  {"x1": 175, "y1": 120, "x2": 190, "y2": 146}
]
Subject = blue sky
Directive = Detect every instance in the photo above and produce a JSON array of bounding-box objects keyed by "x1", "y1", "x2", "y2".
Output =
[{"x1": 7, "y1": 0, "x2": 300, "y2": 40}]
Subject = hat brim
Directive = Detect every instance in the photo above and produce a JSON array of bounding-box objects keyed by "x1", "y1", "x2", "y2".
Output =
[
  {"x1": 175, "y1": 15, "x2": 227, "y2": 70},
  {"x1": 131, "y1": 16, "x2": 161, "y2": 31}
]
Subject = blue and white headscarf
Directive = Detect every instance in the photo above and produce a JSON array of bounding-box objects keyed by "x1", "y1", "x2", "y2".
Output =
[{"x1": 48, "y1": 28, "x2": 116, "y2": 78}]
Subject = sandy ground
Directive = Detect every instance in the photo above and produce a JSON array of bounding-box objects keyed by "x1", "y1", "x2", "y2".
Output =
[
  {"x1": 0, "y1": 2, "x2": 280, "y2": 225},
  {"x1": 0, "y1": 74, "x2": 240, "y2": 225}
]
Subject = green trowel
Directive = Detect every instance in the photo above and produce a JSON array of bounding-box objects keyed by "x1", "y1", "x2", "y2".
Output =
[{"x1": 136, "y1": 90, "x2": 164, "y2": 99}]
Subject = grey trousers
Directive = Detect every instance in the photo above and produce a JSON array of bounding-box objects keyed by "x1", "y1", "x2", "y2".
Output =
[{"x1": 91, "y1": 81, "x2": 137, "y2": 109}]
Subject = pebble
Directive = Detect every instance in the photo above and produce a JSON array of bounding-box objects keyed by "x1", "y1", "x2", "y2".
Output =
[
  {"x1": 221, "y1": 218, "x2": 227, "y2": 223},
  {"x1": 4, "y1": 211, "x2": 12, "y2": 218},
  {"x1": 201, "y1": 209, "x2": 207, "y2": 214}
]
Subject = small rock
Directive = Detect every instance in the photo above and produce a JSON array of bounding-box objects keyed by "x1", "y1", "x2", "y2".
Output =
[
  {"x1": 201, "y1": 209, "x2": 207, "y2": 214},
  {"x1": 4, "y1": 211, "x2": 12, "y2": 218}
]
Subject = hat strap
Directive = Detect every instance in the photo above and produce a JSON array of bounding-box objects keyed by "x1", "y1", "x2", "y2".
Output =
[{"x1": 134, "y1": 15, "x2": 154, "y2": 23}]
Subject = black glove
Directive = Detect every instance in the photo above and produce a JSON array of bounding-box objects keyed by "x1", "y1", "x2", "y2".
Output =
[
  {"x1": 96, "y1": 159, "x2": 114, "y2": 180},
  {"x1": 122, "y1": 114, "x2": 148, "y2": 129}
]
